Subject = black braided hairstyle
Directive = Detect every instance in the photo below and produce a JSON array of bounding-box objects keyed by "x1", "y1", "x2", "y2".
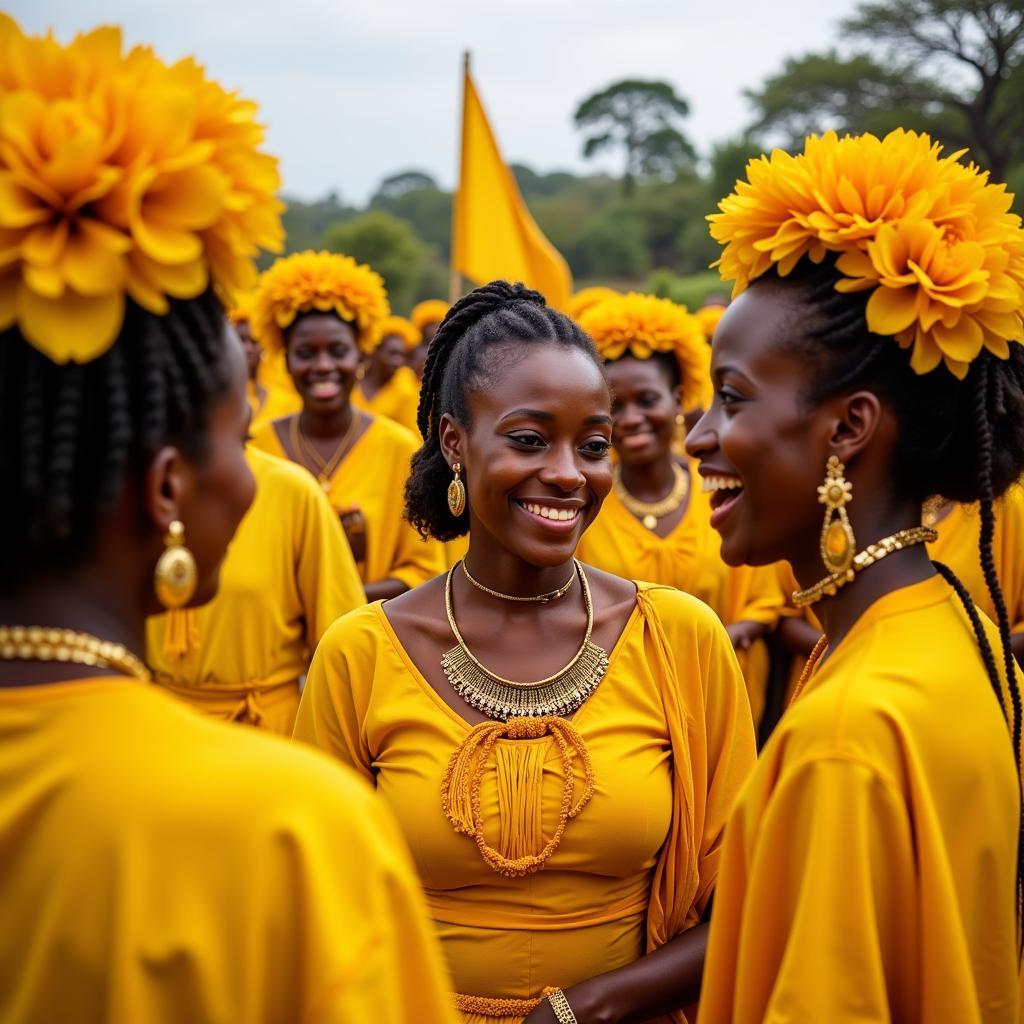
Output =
[
  {"x1": 765, "y1": 254, "x2": 1024, "y2": 940},
  {"x1": 0, "y1": 290, "x2": 233, "y2": 588},
  {"x1": 405, "y1": 280, "x2": 604, "y2": 542}
]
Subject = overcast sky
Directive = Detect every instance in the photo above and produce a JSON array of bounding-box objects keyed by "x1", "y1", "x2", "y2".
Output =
[{"x1": 19, "y1": 1, "x2": 860, "y2": 204}]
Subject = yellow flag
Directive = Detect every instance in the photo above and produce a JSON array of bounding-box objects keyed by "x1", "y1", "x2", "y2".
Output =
[{"x1": 452, "y1": 58, "x2": 573, "y2": 310}]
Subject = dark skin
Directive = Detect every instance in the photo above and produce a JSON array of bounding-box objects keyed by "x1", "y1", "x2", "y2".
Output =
[
  {"x1": 274, "y1": 314, "x2": 406, "y2": 601},
  {"x1": 685, "y1": 277, "x2": 937, "y2": 659},
  {"x1": 237, "y1": 319, "x2": 267, "y2": 412},
  {"x1": 359, "y1": 334, "x2": 408, "y2": 401},
  {"x1": 385, "y1": 344, "x2": 711, "y2": 1024},
  {"x1": 607, "y1": 356, "x2": 768, "y2": 654},
  {"x1": 409, "y1": 320, "x2": 439, "y2": 379},
  {"x1": 0, "y1": 326, "x2": 256, "y2": 688}
]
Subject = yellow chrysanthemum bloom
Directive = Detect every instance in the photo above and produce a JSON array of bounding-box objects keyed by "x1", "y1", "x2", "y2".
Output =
[
  {"x1": 375, "y1": 315, "x2": 421, "y2": 352},
  {"x1": 708, "y1": 129, "x2": 1024, "y2": 379},
  {"x1": 410, "y1": 299, "x2": 449, "y2": 333},
  {"x1": 228, "y1": 293, "x2": 257, "y2": 326},
  {"x1": 580, "y1": 293, "x2": 711, "y2": 412},
  {"x1": 694, "y1": 304, "x2": 726, "y2": 341},
  {"x1": 251, "y1": 251, "x2": 390, "y2": 355},
  {"x1": 566, "y1": 286, "x2": 619, "y2": 322},
  {"x1": 0, "y1": 16, "x2": 284, "y2": 364}
]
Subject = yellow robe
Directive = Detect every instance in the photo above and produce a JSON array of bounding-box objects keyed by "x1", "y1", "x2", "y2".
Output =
[
  {"x1": 247, "y1": 380, "x2": 300, "y2": 437},
  {"x1": 0, "y1": 676, "x2": 457, "y2": 1024},
  {"x1": 701, "y1": 576, "x2": 1022, "y2": 1023},
  {"x1": 147, "y1": 447, "x2": 365, "y2": 734},
  {"x1": 353, "y1": 365, "x2": 421, "y2": 437},
  {"x1": 295, "y1": 583, "x2": 756, "y2": 1024},
  {"x1": 576, "y1": 477, "x2": 785, "y2": 724},
  {"x1": 252, "y1": 414, "x2": 444, "y2": 591}
]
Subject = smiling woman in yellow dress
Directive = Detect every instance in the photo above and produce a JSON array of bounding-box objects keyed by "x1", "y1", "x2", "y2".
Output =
[
  {"x1": 689, "y1": 129, "x2": 1024, "y2": 1022},
  {"x1": 250, "y1": 252, "x2": 444, "y2": 600},
  {"x1": 0, "y1": 18, "x2": 454, "y2": 1023},
  {"x1": 294, "y1": 281, "x2": 756, "y2": 1024}
]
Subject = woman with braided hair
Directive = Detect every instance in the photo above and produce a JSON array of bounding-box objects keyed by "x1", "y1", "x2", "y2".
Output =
[
  {"x1": 295, "y1": 280, "x2": 756, "y2": 1024},
  {"x1": 690, "y1": 129, "x2": 1024, "y2": 1022},
  {"x1": 250, "y1": 251, "x2": 444, "y2": 600},
  {"x1": 0, "y1": 20, "x2": 455, "y2": 1023}
]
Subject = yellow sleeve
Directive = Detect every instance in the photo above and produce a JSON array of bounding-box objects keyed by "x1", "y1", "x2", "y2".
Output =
[
  {"x1": 293, "y1": 612, "x2": 376, "y2": 783},
  {"x1": 702, "y1": 757, "x2": 917, "y2": 1022},
  {"x1": 388, "y1": 516, "x2": 445, "y2": 591},
  {"x1": 295, "y1": 478, "x2": 366, "y2": 646}
]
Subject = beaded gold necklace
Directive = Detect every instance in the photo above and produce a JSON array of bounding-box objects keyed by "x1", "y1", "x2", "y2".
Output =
[{"x1": 0, "y1": 626, "x2": 151, "y2": 682}]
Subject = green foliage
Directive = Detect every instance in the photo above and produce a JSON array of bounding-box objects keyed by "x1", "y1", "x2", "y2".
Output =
[
  {"x1": 323, "y1": 211, "x2": 425, "y2": 312},
  {"x1": 574, "y1": 79, "x2": 696, "y2": 195},
  {"x1": 646, "y1": 269, "x2": 727, "y2": 310},
  {"x1": 277, "y1": 191, "x2": 355, "y2": 262},
  {"x1": 575, "y1": 208, "x2": 651, "y2": 279}
]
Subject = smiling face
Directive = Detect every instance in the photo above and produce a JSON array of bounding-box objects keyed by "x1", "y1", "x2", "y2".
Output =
[
  {"x1": 450, "y1": 343, "x2": 613, "y2": 568},
  {"x1": 606, "y1": 356, "x2": 681, "y2": 468},
  {"x1": 285, "y1": 313, "x2": 361, "y2": 415},
  {"x1": 374, "y1": 334, "x2": 409, "y2": 379},
  {"x1": 685, "y1": 280, "x2": 835, "y2": 569}
]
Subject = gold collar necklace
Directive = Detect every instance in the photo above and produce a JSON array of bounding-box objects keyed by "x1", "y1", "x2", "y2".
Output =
[
  {"x1": 442, "y1": 559, "x2": 608, "y2": 721},
  {"x1": 613, "y1": 462, "x2": 689, "y2": 530},
  {"x1": 0, "y1": 626, "x2": 151, "y2": 682},
  {"x1": 792, "y1": 526, "x2": 937, "y2": 608},
  {"x1": 460, "y1": 559, "x2": 576, "y2": 604}
]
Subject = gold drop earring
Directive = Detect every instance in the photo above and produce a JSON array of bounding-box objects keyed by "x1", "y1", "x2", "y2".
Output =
[
  {"x1": 448, "y1": 462, "x2": 466, "y2": 518},
  {"x1": 817, "y1": 455, "x2": 855, "y2": 575},
  {"x1": 154, "y1": 520, "x2": 198, "y2": 609}
]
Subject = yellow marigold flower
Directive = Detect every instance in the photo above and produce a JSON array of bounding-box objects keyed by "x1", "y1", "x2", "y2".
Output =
[
  {"x1": 251, "y1": 251, "x2": 390, "y2": 354},
  {"x1": 228, "y1": 293, "x2": 256, "y2": 326},
  {"x1": 375, "y1": 315, "x2": 421, "y2": 352},
  {"x1": 580, "y1": 293, "x2": 711, "y2": 412},
  {"x1": 410, "y1": 299, "x2": 449, "y2": 333},
  {"x1": 0, "y1": 16, "x2": 283, "y2": 364},
  {"x1": 694, "y1": 304, "x2": 726, "y2": 341},
  {"x1": 566, "y1": 286, "x2": 619, "y2": 322},
  {"x1": 708, "y1": 128, "x2": 1024, "y2": 378}
]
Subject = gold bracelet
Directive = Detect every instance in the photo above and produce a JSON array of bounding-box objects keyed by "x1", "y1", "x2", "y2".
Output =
[{"x1": 547, "y1": 989, "x2": 578, "y2": 1024}]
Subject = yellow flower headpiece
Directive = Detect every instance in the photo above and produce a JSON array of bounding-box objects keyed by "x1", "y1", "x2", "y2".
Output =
[
  {"x1": 410, "y1": 299, "x2": 449, "y2": 333},
  {"x1": 227, "y1": 293, "x2": 256, "y2": 326},
  {"x1": 251, "y1": 250, "x2": 390, "y2": 354},
  {"x1": 0, "y1": 17, "x2": 284, "y2": 365},
  {"x1": 566, "y1": 286, "x2": 619, "y2": 322},
  {"x1": 375, "y1": 315, "x2": 421, "y2": 352},
  {"x1": 580, "y1": 293, "x2": 711, "y2": 412},
  {"x1": 708, "y1": 129, "x2": 1024, "y2": 379},
  {"x1": 694, "y1": 304, "x2": 726, "y2": 342}
]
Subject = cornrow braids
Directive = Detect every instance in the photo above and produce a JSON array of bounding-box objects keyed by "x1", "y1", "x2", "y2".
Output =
[
  {"x1": 764, "y1": 257, "x2": 1024, "y2": 949},
  {"x1": 406, "y1": 280, "x2": 603, "y2": 541},
  {"x1": 0, "y1": 290, "x2": 232, "y2": 588}
]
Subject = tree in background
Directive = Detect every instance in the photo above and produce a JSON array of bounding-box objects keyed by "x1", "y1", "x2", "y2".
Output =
[
  {"x1": 747, "y1": 0, "x2": 1024, "y2": 180},
  {"x1": 574, "y1": 80, "x2": 695, "y2": 197}
]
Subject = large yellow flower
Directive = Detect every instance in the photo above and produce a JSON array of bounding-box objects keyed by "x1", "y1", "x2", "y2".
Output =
[
  {"x1": 581, "y1": 293, "x2": 711, "y2": 411},
  {"x1": 375, "y1": 314, "x2": 421, "y2": 352},
  {"x1": 410, "y1": 298, "x2": 449, "y2": 333},
  {"x1": 566, "y1": 286, "x2": 619, "y2": 322},
  {"x1": 251, "y1": 251, "x2": 390, "y2": 354},
  {"x1": 0, "y1": 16, "x2": 283, "y2": 364},
  {"x1": 709, "y1": 128, "x2": 1024, "y2": 377},
  {"x1": 694, "y1": 303, "x2": 726, "y2": 341}
]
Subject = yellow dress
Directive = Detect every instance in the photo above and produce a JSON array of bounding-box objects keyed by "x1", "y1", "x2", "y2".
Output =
[
  {"x1": 576, "y1": 477, "x2": 785, "y2": 723},
  {"x1": 445, "y1": 534, "x2": 470, "y2": 569},
  {"x1": 353, "y1": 365, "x2": 421, "y2": 436},
  {"x1": 147, "y1": 447, "x2": 365, "y2": 734},
  {"x1": 294, "y1": 583, "x2": 757, "y2": 1024},
  {"x1": 247, "y1": 380, "x2": 300, "y2": 437},
  {"x1": 252, "y1": 415, "x2": 444, "y2": 591},
  {"x1": 700, "y1": 576, "x2": 1022, "y2": 1023},
  {"x1": 0, "y1": 676, "x2": 456, "y2": 1024}
]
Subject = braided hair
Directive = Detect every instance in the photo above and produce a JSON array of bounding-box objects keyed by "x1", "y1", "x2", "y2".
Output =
[
  {"x1": 405, "y1": 281, "x2": 603, "y2": 541},
  {"x1": 766, "y1": 255, "x2": 1024, "y2": 941},
  {"x1": 0, "y1": 291, "x2": 233, "y2": 588}
]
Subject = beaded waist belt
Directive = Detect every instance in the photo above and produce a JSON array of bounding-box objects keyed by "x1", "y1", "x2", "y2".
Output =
[{"x1": 455, "y1": 991, "x2": 552, "y2": 1018}]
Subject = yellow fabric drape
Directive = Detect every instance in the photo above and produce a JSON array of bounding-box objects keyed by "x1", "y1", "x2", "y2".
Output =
[
  {"x1": 252, "y1": 414, "x2": 444, "y2": 591},
  {"x1": 147, "y1": 447, "x2": 365, "y2": 734},
  {"x1": 247, "y1": 379, "x2": 301, "y2": 437},
  {"x1": 0, "y1": 677, "x2": 457, "y2": 1024},
  {"x1": 352, "y1": 365, "x2": 420, "y2": 436},
  {"x1": 701, "y1": 576, "x2": 1022, "y2": 1022},
  {"x1": 294, "y1": 582, "x2": 756, "y2": 1024},
  {"x1": 453, "y1": 60, "x2": 572, "y2": 310}
]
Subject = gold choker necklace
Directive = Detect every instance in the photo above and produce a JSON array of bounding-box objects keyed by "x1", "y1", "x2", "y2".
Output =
[
  {"x1": 792, "y1": 526, "x2": 938, "y2": 608},
  {"x1": 461, "y1": 559, "x2": 576, "y2": 604},
  {"x1": 613, "y1": 462, "x2": 689, "y2": 530},
  {"x1": 442, "y1": 560, "x2": 608, "y2": 720},
  {"x1": 0, "y1": 626, "x2": 151, "y2": 681}
]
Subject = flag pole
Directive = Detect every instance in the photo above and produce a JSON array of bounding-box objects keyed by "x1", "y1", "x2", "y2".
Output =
[{"x1": 449, "y1": 50, "x2": 470, "y2": 304}]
